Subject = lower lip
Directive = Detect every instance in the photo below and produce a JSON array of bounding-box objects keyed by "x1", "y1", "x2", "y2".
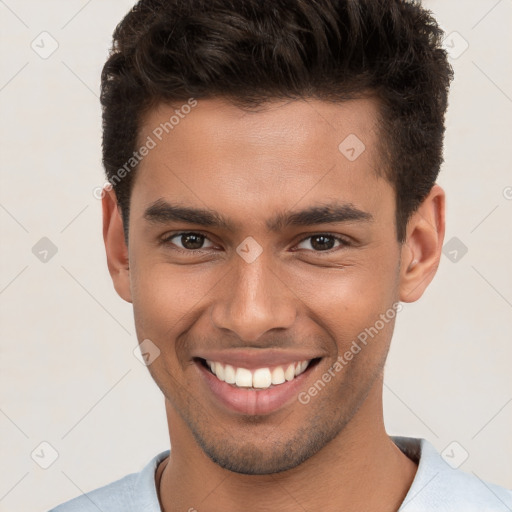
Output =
[{"x1": 195, "y1": 360, "x2": 317, "y2": 416}]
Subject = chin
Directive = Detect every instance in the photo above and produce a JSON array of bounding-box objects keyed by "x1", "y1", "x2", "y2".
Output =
[{"x1": 192, "y1": 422, "x2": 341, "y2": 475}]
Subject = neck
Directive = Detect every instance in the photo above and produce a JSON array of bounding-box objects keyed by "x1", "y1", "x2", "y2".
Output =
[{"x1": 157, "y1": 381, "x2": 417, "y2": 512}]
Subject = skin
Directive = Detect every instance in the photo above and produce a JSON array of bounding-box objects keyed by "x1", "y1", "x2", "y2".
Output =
[{"x1": 103, "y1": 96, "x2": 445, "y2": 512}]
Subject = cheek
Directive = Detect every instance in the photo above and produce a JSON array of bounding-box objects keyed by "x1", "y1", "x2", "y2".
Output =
[
  {"x1": 130, "y1": 262, "x2": 220, "y2": 348},
  {"x1": 290, "y1": 256, "x2": 400, "y2": 343},
  {"x1": 130, "y1": 264, "x2": 212, "y2": 401}
]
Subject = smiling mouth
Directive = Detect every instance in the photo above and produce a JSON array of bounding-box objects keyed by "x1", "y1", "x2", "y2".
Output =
[{"x1": 196, "y1": 357, "x2": 321, "y2": 390}]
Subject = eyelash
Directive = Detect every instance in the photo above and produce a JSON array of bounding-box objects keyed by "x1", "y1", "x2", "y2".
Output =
[{"x1": 160, "y1": 231, "x2": 352, "y2": 255}]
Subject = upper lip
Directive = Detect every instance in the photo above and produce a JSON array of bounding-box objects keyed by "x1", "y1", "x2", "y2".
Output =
[{"x1": 193, "y1": 348, "x2": 324, "y2": 370}]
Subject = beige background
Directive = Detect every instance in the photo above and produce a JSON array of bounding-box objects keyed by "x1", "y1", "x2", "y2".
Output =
[{"x1": 0, "y1": 1, "x2": 511, "y2": 511}]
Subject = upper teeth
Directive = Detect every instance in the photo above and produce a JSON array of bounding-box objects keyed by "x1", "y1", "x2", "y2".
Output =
[{"x1": 206, "y1": 360, "x2": 311, "y2": 389}]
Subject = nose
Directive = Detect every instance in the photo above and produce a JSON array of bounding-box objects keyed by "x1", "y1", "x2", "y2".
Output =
[{"x1": 210, "y1": 250, "x2": 297, "y2": 342}]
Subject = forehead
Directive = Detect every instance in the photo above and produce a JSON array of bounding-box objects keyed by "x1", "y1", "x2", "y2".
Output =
[
  {"x1": 131, "y1": 97, "x2": 391, "y2": 226},
  {"x1": 138, "y1": 96, "x2": 381, "y2": 162}
]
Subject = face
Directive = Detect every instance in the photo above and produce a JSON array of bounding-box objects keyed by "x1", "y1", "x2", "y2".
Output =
[{"x1": 104, "y1": 97, "x2": 440, "y2": 475}]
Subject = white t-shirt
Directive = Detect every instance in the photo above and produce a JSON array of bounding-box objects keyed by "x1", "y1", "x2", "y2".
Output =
[{"x1": 48, "y1": 436, "x2": 512, "y2": 511}]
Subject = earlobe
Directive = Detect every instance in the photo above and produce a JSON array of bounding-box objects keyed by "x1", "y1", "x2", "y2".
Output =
[
  {"x1": 102, "y1": 186, "x2": 133, "y2": 303},
  {"x1": 399, "y1": 184, "x2": 445, "y2": 303}
]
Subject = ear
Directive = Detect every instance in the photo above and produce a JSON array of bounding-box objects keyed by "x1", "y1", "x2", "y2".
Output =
[
  {"x1": 399, "y1": 184, "x2": 445, "y2": 302},
  {"x1": 102, "y1": 186, "x2": 132, "y2": 303}
]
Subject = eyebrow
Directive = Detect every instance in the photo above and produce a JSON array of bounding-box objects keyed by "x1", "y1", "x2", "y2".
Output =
[{"x1": 143, "y1": 198, "x2": 373, "y2": 232}]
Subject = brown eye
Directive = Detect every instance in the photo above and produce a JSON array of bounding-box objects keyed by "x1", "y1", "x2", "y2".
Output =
[
  {"x1": 162, "y1": 232, "x2": 215, "y2": 251},
  {"x1": 295, "y1": 234, "x2": 350, "y2": 252}
]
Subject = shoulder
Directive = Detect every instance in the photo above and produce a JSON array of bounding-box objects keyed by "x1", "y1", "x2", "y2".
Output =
[
  {"x1": 48, "y1": 473, "x2": 135, "y2": 512},
  {"x1": 392, "y1": 436, "x2": 512, "y2": 512},
  {"x1": 47, "y1": 450, "x2": 170, "y2": 512}
]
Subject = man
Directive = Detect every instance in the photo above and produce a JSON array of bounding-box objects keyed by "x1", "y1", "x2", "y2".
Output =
[{"x1": 49, "y1": 0, "x2": 512, "y2": 511}]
